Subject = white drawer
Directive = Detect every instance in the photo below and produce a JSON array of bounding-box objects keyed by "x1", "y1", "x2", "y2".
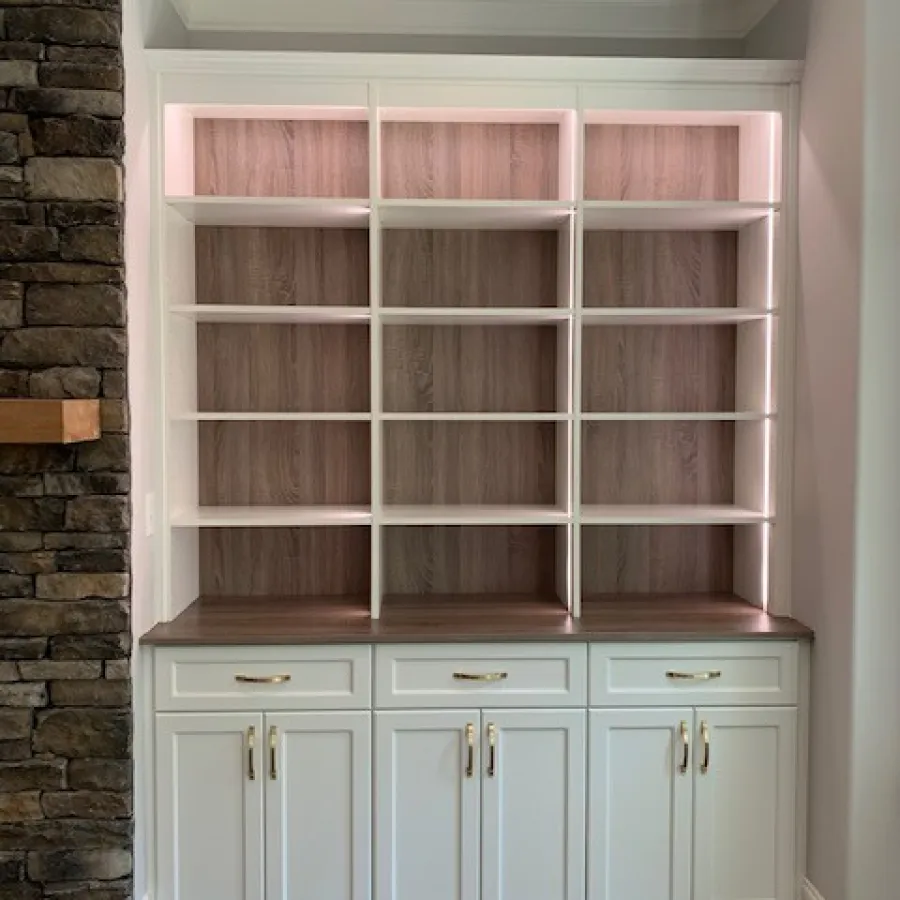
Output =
[
  {"x1": 375, "y1": 644, "x2": 588, "y2": 709},
  {"x1": 154, "y1": 646, "x2": 372, "y2": 711},
  {"x1": 589, "y1": 642, "x2": 799, "y2": 707}
]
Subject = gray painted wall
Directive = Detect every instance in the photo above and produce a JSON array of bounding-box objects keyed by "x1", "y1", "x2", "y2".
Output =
[{"x1": 745, "y1": 0, "x2": 811, "y2": 57}]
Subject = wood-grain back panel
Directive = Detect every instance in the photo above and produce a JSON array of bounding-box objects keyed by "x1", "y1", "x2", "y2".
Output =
[
  {"x1": 198, "y1": 421, "x2": 371, "y2": 506},
  {"x1": 197, "y1": 323, "x2": 370, "y2": 413},
  {"x1": 584, "y1": 125, "x2": 739, "y2": 201},
  {"x1": 383, "y1": 525, "x2": 557, "y2": 594},
  {"x1": 382, "y1": 229, "x2": 558, "y2": 307},
  {"x1": 195, "y1": 228, "x2": 370, "y2": 307},
  {"x1": 582, "y1": 232, "x2": 737, "y2": 308},
  {"x1": 384, "y1": 421, "x2": 557, "y2": 505},
  {"x1": 581, "y1": 525, "x2": 733, "y2": 593},
  {"x1": 581, "y1": 325, "x2": 736, "y2": 413},
  {"x1": 382, "y1": 123, "x2": 559, "y2": 200},
  {"x1": 383, "y1": 324, "x2": 558, "y2": 413},
  {"x1": 582, "y1": 421, "x2": 734, "y2": 504},
  {"x1": 200, "y1": 527, "x2": 371, "y2": 596},
  {"x1": 194, "y1": 119, "x2": 369, "y2": 198}
]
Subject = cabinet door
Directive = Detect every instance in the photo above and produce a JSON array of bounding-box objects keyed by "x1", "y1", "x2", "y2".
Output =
[
  {"x1": 266, "y1": 712, "x2": 371, "y2": 900},
  {"x1": 482, "y1": 710, "x2": 586, "y2": 900},
  {"x1": 156, "y1": 713, "x2": 264, "y2": 900},
  {"x1": 375, "y1": 711, "x2": 480, "y2": 900},
  {"x1": 693, "y1": 708, "x2": 797, "y2": 900},
  {"x1": 588, "y1": 709, "x2": 693, "y2": 900}
]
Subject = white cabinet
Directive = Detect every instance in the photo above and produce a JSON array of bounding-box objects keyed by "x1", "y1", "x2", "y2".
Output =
[
  {"x1": 588, "y1": 708, "x2": 797, "y2": 900},
  {"x1": 588, "y1": 709, "x2": 693, "y2": 900},
  {"x1": 693, "y1": 708, "x2": 797, "y2": 900},
  {"x1": 481, "y1": 710, "x2": 586, "y2": 900},
  {"x1": 375, "y1": 710, "x2": 587, "y2": 900},
  {"x1": 267, "y1": 712, "x2": 372, "y2": 900},
  {"x1": 155, "y1": 713, "x2": 265, "y2": 900}
]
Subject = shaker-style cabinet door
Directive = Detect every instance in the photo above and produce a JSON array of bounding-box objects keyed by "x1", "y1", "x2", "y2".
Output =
[
  {"x1": 375, "y1": 711, "x2": 481, "y2": 900},
  {"x1": 588, "y1": 709, "x2": 693, "y2": 900},
  {"x1": 481, "y1": 709, "x2": 586, "y2": 900},
  {"x1": 266, "y1": 712, "x2": 372, "y2": 900},
  {"x1": 692, "y1": 708, "x2": 797, "y2": 900},
  {"x1": 156, "y1": 712, "x2": 265, "y2": 900}
]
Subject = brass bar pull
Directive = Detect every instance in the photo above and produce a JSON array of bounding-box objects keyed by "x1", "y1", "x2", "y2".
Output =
[
  {"x1": 465, "y1": 724, "x2": 475, "y2": 778},
  {"x1": 700, "y1": 721, "x2": 711, "y2": 774},
  {"x1": 247, "y1": 726, "x2": 256, "y2": 781},
  {"x1": 678, "y1": 721, "x2": 690, "y2": 774},
  {"x1": 269, "y1": 726, "x2": 277, "y2": 781},
  {"x1": 665, "y1": 670, "x2": 722, "y2": 682},
  {"x1": 235, "y1": 674, "x2": 292, "y2": 685},
  {"x1": 487, "y1": 723, "x2": 497, "y2": 778},
  {"x1": 453, "y1": 672, "x2": 508, "y2": 683}
]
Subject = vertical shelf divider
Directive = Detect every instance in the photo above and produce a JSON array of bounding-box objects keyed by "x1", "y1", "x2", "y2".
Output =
[{"x1": 572, "y1": 98, "x2": 586, "y2": 618}]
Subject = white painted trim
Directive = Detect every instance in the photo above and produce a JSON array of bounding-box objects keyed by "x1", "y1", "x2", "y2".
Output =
[{"x1": 802, "y1": 878, "x2": 826, "y2": 900}]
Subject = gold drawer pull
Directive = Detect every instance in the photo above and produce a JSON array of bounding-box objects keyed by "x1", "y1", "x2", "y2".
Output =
[
  {"x1": 453, "y1": 672, "x2": 508, "y2": 683},
  {"x1": 269, "y1": 726, "x2": 278, "y2": 781},
  {"x1": 665, "y1": 670, "x2": 722, "y2": 682},
  {"x1": 465, "y1": 723, "x2": 475, "y2": 778},
  {"x1": 487, "y1": 723, "x2": 497, "y2": 778},
  {"x1": 678, "y1": 721, "x2": 689, "y2": 774},
  {"x1": 235, "y1": 674, "x2": 292, "y2": 685},
  {"x1": 700, "y1": 721, "x2": 711, "y2": 774},
  {"x1": 247, "y1": 726, "x2": 256, "y2": 781}
]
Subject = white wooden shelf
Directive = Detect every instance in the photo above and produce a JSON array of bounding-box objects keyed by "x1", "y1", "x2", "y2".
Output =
[
  {"x1": 380, "y1": 308, "x2": 571, "y2": 325},
  {"x1": 378, "y1": 200, "x2": 573, "y2": 230},
  {"x1": 580, "y1": 308, "x2": 771, "y2": 325},
  {"x1": 171, "y1": 506, "x2": 373, "y2": 528},
  {"x1": 170, "y1": 305, "x2": 372, "y2": 324},
  {"x1": 381, "y1": 412, "x2": 570, "y2": 421},
  {"x1": 173, "y1": 412, "x2": 373, "y2": 422},
  {"x1": 166, "y1": 196, "x2": 371, "y2": 228},
  {"x1": 581, "y1": 412, "x2": 768, "y2": 422},
  {"x1": 580, "y1": 504, "x2": 769, "y2": 525},
  {"x1": 382, "y1": 505, "x2": 570, "y2": 525},
  {"x1": 581, "y1": 201, "x2": 778, "y2": 231}
]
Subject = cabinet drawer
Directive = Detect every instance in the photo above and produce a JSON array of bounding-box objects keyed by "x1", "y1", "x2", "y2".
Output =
[
  {"x1": 154, "y1": 646, "x2": 372, "y2": 711},
  {"x1": 589, "y1": 642, "x2": 798, "y2": 707},
  {"x1": 375, "y1": 644, "x2": 588, "y2": 709}
]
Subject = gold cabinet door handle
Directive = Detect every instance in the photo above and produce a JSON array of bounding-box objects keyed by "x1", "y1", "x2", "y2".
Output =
[
  {"x1": 700, "y1": 721, "x2": 711, "y2": 774},
  {"x1": 235, "y1": 674, "x2": 292, "y2": 685},
  {"x1": 665, "y1": 670, "x2": 722, "y2": 681},
  {"x1": 269, "y1": 726, "x2": 278, "y2": 781},
  {"x1": 465, "y1": 723, "x2": 475, "y2": 778},
  {"x1": 453, "y1": 672, "x2": 508, "y2": 682},
  {"x1": 678, "y1": 721, "x2": 690, "y2": 774},
  {"x1": 487, "y1": 723, "x2": 497, "y2": 778},
  {"x1": 247, "y1": 726, "x2": 256, "y2": 781}
]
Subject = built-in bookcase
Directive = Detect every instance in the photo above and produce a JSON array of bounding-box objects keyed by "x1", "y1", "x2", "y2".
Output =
[{"x1": 160, "y1": 104, "x2": 783, "y2": 620}]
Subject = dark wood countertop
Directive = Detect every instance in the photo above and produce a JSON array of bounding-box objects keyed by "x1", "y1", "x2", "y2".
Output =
[{"x1": 141, "y1": 593, "x2": 813, "y2": 645}]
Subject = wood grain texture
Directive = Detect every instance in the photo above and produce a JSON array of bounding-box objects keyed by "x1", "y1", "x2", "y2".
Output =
[
  {"x1": 382, "y1": 123, "x2": 559, "y2": 200},
  {"x1": 581, "y1": 325, "x2": 736, "y2": 413},
  {"x1": 383, "y1": 421, "x2": 556, "y2": 505},
  {"x1": 581, "y1": 421, "x2": 734, "y2": 504},
  {"x1": 199, "y1": 527, "x2": 370, "y2": 597},
  {"x1": 197, "y1": 323, "x2": 370, "y2": 413},
  {"x1": 196, "y1": 227, "x2": 369, "y2": 307},
  {"x1": 383, "y1": 325, "x2": 558, "y2": 413},
  {"x1": 0, "y1": 399, "x2": 100, "y2": 444},
  {"x1": 194, "y1": 119, "x2": 369, "y2": 197},
  {"x1": 582, "y1": 232, "x2": 737, "y2": 308},
  {"x1": 584, "y1": 125, "x2": 739, "y2": 201},
  {"x1": 382, "y1": 230, "x2": 558, "y2": 307},
  {"x1": 383, "y1": 526, "x2": 558, "y2": 595},
  {"x1": 581, "y1": 525, "x2": 733, "y2": 594},
  {"x1": 198, "y1": 421, "x2": 371, "y2": 506},
  {"x1": 141, "y1": 594, "x2": 813, "y2": 645}
]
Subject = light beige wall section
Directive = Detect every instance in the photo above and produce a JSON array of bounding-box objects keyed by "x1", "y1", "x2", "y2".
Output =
[{"x1": 744, "y1": 0, "x2": 810, "y2": 58}]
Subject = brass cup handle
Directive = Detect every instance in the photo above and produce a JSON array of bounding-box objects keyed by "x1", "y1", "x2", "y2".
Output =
[
  {"x1": 235, "y1": 674, "x2": 292, "y2": 685},
  {"x1": 700, "y1": 721, "x2": 711, "y2": 774},
  {"x1": 487, "y1": 723, "x2": 497, "y2": 778},
  {"x1": 247, "y1": 726, "x2": 256, "y2": 781},
  {"x1": 678, "y1": 721, "x2": 689, "y2": 774},
  {"x1": 453, "y1": 672, "x2": 508, "y2": 682},
  {"x1": 665, "y1": 670, "x2": 722, "y2": 681},
  {"x1": 269, "y1": 726, "x2": 278, "y2": 781},
  {"x1": 465, "y1": 724, "x2": 475, "y2": 778}
]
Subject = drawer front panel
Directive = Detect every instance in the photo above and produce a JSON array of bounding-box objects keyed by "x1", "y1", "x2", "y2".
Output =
[
  {"x1": 589, "y1": 642, "x2": 798, "y2": 707},
  {"x1": 375, "y1": 644, "x2": 588, "y2": 709},
  {"x1": 155, "y1": 646, "x2": 372, "y2": 711}
]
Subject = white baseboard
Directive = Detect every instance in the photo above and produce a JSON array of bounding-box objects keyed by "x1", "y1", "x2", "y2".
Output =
[{"x1": 803, "y1": 878, "x2": 826, "y2": 900}]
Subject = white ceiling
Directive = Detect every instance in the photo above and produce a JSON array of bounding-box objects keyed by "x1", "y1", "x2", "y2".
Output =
[{"x1": 169, "y1": 0, "x2": 780, "y2": 40}]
